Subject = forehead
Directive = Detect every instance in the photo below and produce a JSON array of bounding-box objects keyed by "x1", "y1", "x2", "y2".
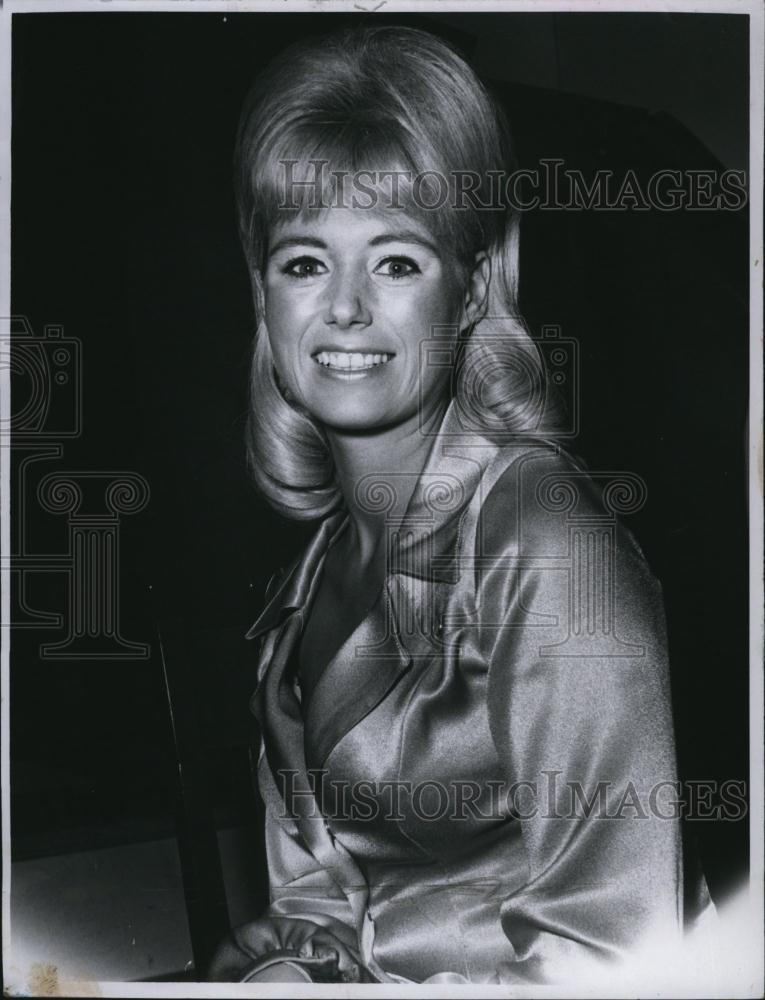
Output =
[{"x1": 269, "y1": 206, "x2": 441, "y2": 249}]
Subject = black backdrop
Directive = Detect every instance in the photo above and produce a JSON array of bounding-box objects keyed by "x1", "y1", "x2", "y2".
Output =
[{"x1": 10, "y1": 10, "x2": 749, "y2": 909}]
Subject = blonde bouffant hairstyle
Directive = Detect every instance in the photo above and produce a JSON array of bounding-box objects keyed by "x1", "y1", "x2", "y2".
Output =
[{"x1": 234, "y1": 23, "x2": 562, "y2": 520}]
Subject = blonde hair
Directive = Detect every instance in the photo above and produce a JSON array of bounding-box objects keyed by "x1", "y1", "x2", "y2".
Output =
[{"x1": 234, "y1": 24, "x2": 562, "y2": 520}]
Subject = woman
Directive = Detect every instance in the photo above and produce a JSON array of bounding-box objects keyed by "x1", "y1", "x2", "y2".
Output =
[{"x1": 208, "y1": 23, "x2": 710, "y2": 986}]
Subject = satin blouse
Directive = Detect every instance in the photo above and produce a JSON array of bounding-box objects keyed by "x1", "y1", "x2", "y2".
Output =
[{"x1": 244, "y1": 399, "x2": 697, "y2": 985}]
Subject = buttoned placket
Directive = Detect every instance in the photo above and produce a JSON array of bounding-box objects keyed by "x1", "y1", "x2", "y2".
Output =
[
  {"x1": 360, "y1": 904, "x2": 411, "y2": 984},
  {"x1": 361, "y1": 907, "x2": 376, "y2": 965},
  {"x1": 318, "y1": 816, "x2": 390, "y2": 981},
  {"x1": 360, "y1": 903, "x2": 391, "y2": 982}
]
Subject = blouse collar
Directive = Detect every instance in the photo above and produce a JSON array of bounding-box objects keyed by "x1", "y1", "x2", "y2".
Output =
[{"x1": 244, "y1": 397, "x2": 492, "y2": 641}]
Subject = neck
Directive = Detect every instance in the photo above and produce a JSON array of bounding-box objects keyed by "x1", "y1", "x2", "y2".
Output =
[{"x1": 325, "y1": 398, "x2": 448, "y2": 565}]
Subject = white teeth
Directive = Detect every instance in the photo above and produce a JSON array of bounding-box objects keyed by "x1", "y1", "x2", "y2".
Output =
[{"x1": 314, "y1": 351, "x2": 393, "y2": 370}]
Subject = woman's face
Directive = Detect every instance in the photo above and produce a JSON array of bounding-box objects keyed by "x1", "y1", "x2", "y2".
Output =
[{"x1": 263, "y1": 207, "x2": 483, "y2": 433}]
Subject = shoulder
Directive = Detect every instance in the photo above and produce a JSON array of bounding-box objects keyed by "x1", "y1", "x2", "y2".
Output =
[
  {"x1": 475, "y1": 445, "x2": 674, "y2": 742},
  {"x1": 465, "y1": 439, "x2": 664, "y2": 636},
  {"x1": 472, "y1": 439, "x2": 650, "y2": 565},
  {"x1": 470, "y1": 440, "x2": 586, "y2": 561}
]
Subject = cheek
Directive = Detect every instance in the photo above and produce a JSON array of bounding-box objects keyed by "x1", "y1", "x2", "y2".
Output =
[
  {"x1": 396, "y1": 281, "x2": 464, "y2": 345},
  {"x1": 264, "y1": 287, "x2": 308, "y2": 356},
  {"x1": 261, "y1": 299, "x2": 300, "y2": 394},
  {"x1": 414, "y1": 282, "x2": 464, "y2": 385},
  {"x1": 263, "y1": 284, "x2": 289, "y2": 333}
]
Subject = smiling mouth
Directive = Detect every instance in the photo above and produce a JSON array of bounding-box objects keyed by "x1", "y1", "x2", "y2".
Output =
[{"x1": 312, "y1": 350, "x2": 395, "y2": 372}]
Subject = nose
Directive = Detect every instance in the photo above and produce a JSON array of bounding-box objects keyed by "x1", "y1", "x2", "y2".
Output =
[{"x1": 323, "y1": 266, "x2": 372, "y2": 329}]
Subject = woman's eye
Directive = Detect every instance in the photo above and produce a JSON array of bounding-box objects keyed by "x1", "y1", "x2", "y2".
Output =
[
  {"x1": 376, "y1": 257, "x2": 420, "y2": 279},
  {"x1": 281, "y1": 256, "x2": 327, "y2": 279}
]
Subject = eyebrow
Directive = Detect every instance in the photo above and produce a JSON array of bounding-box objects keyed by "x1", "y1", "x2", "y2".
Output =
[
  {"x1": 269, "y1": 236, "x2": 327, "y2": 256},
  {"x1": 268, "y1": 229, "x2": 439, "y2": 258},
  {"x1": 368, "y1": 230, "x2": 439, "y2": 254}
]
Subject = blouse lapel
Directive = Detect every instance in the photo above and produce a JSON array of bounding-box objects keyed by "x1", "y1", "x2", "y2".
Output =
[
  {"x1": 251, "y1": 608, "x2": 376, "y2": 945},
  {"x1": 246, "y1": 398, "x2": 501, "y2": 783},
  {"x1": 246, "y1": 511, "x2": 347, "y2": 731},
  {"x1": 302, "y1": 400, "x2": 498, "y2": 768},
  {"x1": 302, "y1": 579, "x2": 413, "y2": 770},
  {"x1": 244, "y1": 509, "x2": 348, "y2": 644}
]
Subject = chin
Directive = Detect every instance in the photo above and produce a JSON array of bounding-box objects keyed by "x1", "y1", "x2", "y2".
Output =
[
  {"x1": 318, "y1": 413, "x2": 391, "y2": 433},
  {"x1": 310, "y1": 402, "x2": 399, "y2": 433}
]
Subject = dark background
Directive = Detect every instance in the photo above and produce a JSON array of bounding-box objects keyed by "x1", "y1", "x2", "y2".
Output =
[{"x1": 9, "y1": 9, "x2": 750, "y2": 980}]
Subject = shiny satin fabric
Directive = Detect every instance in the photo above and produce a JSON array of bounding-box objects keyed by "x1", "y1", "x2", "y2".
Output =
[{"x1": 243, "y1": 399, "x2": 702, "y2": 985}]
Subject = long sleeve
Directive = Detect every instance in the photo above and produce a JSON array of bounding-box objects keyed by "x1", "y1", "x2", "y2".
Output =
[{"x1": 477, "y1": 450, "x2": 683, "y2": 983}]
